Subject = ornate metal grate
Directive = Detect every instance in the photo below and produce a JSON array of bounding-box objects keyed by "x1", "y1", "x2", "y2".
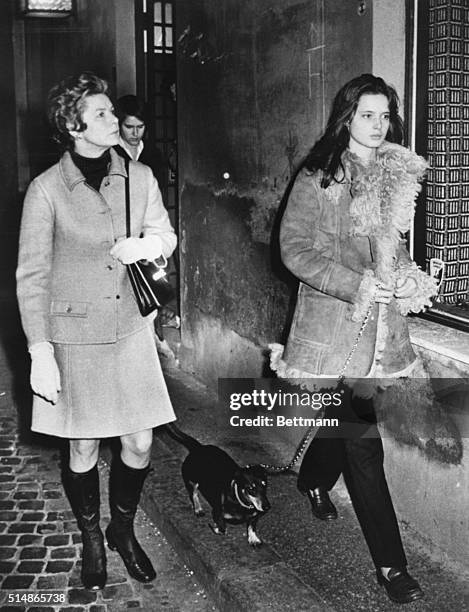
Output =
[{"x1": 425, "y1": 0, "x2": 469, "y2": 306}]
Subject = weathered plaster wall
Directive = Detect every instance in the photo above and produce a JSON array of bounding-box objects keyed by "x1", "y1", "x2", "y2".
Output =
[
  {"x1": 177, "y1": 0, "x2": 372, "y2": 381},
  {"x1": 384, "y1": 436, "x2": 469, "y2": 567}
]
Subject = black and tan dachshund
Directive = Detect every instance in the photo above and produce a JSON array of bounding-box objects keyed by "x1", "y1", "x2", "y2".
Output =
[{"x1": 164, "y1": 423, "x2": 270, "y2": 547}]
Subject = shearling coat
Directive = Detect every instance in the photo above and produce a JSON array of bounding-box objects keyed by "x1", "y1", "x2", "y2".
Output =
[
  {"x1": 271, "y1": 143, "x2": 437, "y2": 381},
  {"x1": 17, "y1": 148, "x2": 177, "y2": 347}
]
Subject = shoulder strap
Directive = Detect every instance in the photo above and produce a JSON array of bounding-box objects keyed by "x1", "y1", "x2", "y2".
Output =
[{"x1": 124, "y1": 157, "x2": 131, "y2": 238}]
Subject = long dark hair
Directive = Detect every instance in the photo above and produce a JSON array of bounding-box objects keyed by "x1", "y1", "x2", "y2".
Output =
[{"x1": 303, "y1": 74, "x2": 404, "y2": 188}]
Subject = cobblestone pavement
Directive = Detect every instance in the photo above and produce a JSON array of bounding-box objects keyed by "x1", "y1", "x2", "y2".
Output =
[{"x1": 0, "y1": 388, "x2": 217, "y2": 612}]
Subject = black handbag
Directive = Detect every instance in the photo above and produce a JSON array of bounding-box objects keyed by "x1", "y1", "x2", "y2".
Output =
[{"x1": 124, "y1": 159, "x2": 175, "y2": 316}]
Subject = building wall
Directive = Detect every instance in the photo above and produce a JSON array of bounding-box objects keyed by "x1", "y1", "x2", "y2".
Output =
[{"x1": 176, "y1": 0, "x2": 372, "y2": 382}]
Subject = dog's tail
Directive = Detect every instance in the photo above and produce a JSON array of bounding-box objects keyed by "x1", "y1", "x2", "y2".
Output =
[{"x1": 163, "y1": 422, "x2": 202, "y2": 451}]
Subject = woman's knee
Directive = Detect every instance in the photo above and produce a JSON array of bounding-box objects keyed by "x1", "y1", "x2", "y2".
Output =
[
  {"x1": 69, "y1": 439, "x2": 100, "y2": 470},
  {"x1": 120, "y1": 429, "x2": 153, "y2": 458}
]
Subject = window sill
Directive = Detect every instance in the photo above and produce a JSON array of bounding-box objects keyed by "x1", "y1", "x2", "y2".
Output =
[{"x1": 408, "y1": 317, "x2": 469, "y2": 374}]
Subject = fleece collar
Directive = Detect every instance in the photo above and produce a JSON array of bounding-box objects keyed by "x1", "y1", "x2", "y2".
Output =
[{"x1": 344, "y1": 141, "x2": 428, "y2": 242}]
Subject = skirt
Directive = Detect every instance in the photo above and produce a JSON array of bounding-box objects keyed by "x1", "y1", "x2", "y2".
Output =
[{"x1": 31, "y1": 325, "x2": 176, "y2": 439}]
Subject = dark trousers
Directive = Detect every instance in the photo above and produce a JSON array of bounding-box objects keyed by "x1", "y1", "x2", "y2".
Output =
[{"x1": 298, "y1": 395, "x2": 407, "y2": 569}]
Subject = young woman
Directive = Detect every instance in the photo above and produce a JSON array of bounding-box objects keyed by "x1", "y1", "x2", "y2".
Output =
[
  {"x1": 16, "y1": 73, "x2": 177, "y2": 590},
  {"x1": 270, "y1": 74, "x2": 437, "y2": 604}
]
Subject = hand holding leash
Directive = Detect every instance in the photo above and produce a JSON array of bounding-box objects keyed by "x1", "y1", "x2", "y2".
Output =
[
  {"x1": 375, "y1": 282, "x2": 393, "y2": 304},
  {"x1": 394, "y1": 276, "x2": 418, "y2": 299}
]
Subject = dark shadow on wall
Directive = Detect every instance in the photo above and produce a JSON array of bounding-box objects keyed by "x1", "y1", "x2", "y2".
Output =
[{"x1": 269, "y1": 163, "x2": 305, "y2": 346}]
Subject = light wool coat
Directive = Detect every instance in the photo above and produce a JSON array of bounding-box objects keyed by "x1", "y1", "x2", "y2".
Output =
[
  {"x1": 17, "y1": 148, "x2": 177, "y2": 346},
  {"x1": 16, "y1": 149, "x2": 177, "y2": 438}
]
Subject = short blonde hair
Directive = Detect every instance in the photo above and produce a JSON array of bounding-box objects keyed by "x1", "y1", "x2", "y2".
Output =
[{"x1": 47, "y1": 72, "x2": 108, "y2": 150}]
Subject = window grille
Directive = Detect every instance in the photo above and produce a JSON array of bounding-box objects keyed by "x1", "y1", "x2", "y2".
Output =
[{"x1": 413, "y1": 0, "x2": 469, "y2": 327}]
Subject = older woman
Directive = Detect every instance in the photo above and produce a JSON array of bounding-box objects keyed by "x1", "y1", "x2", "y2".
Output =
[{"x1": 16, "y1": 72, "x2": 177, "y2": 590}]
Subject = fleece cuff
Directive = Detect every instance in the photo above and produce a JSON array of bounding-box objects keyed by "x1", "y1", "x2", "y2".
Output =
[
  {"x1": 349, "y1": 269, "x2": 377, "y2": 322},
  {"x1": 395, "y1": 262, "x2": 439, "y2": 315}
]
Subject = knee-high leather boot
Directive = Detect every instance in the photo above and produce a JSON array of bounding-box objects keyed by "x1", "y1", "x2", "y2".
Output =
[
  {"x1": 63, "y1": 465, "x2": 107, "y2": 590},
  {"x1": 105, "y1": 455, "x2": 156, "y2": 583}
]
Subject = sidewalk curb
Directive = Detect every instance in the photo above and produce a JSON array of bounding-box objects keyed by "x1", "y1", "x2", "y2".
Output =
[{"x1": 139, "y1": 432, "x2": 335, "y2": 612}]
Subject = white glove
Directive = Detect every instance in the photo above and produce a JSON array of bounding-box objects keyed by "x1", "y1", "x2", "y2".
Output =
[
  {"x1": 29, "y1": 342, "x2": 61, "y2": 405},
  {"x1": 110, "y1": 235, "x2": 162, "y2": 264}
]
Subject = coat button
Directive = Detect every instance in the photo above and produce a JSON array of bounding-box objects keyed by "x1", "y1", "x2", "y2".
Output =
[
  {"x1": 116, "y1": 295, "x2": 120, "y2": 299},
  {"x1": 106, "y1": 265, "x2": 113, "y2": 270},
  {"x1": 65, "y1": 304, "x2": 72, "y2": 313}
]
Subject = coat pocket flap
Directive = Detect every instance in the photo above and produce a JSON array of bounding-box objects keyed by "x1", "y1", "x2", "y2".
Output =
[
  {"x1": 290, "y1": 286, "x2": 341, "y2": 347},
  {"x1": 50, "y1": 300, "x2": 88, "y2": 317}
]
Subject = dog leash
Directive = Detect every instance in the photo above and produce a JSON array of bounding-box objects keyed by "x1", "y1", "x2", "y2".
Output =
[{"x1": 251, "y1": 299, "x2": 376, "y2": 474}]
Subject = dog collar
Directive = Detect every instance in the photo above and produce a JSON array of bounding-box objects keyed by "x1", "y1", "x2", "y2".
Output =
[{"x1": 232, "y1": 480, "x2": 254, "y2": 509}]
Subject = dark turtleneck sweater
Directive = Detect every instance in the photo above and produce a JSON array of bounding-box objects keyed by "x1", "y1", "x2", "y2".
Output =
[{"x1": 71, "y1": 149, "x2": 111, "y2": 192}]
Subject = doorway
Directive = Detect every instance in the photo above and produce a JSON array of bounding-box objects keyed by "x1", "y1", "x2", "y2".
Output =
[{"x1": 135, "y1": 0, "x2": 179, "y2": 314}]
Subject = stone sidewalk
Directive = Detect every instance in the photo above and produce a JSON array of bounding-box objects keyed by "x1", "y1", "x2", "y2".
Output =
[
  {"x1": 144, "y1": 359, "x2": 469, "y2": 612},
  {"x1": 0, "y1": 389, "x2": 216, "y2": 612}
]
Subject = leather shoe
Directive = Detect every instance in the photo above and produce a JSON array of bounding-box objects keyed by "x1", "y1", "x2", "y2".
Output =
[
  {"x1": 303, "y1": 487, "x2": 337, "y2": 521},
  {"x1": 377, "y1": 567, "x2": 424, "y2": 604}
]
